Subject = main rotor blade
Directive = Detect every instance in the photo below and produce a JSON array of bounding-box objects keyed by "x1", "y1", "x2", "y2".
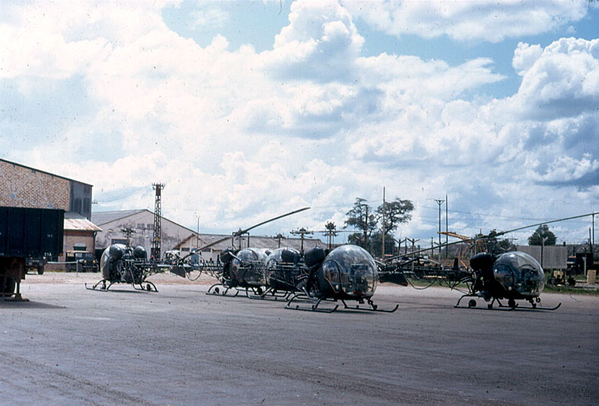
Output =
[
  {"x1": 388, "y1": 211, "x2": 598, "y2": 261},
  {"x1": 235, "y1": 206, "x2": 311, "y2": 236},
  {"x1": 192, "y1": 207, "x2": 311, "y2": 253},
  {"x1": 494, "y1": 211, "x2": 598, "y2": 237}
]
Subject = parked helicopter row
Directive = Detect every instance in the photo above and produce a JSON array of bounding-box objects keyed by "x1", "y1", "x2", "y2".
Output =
[{"x1": 86, "y1": 207, "x2": 567, "y2": 313}]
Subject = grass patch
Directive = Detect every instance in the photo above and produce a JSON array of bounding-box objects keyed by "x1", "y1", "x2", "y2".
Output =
[{"x1": 544, "y1": 285, "x2": 599, "y2": 295}]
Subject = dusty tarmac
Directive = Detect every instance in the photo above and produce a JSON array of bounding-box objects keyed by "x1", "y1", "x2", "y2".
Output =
[{"x1": 1, "y1": 272, "x2": 597, "y2": 406}]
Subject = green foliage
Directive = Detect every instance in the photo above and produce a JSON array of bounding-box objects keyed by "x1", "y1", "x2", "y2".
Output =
[
  {"x1": 528, "y1": 225, "x2": 557, "y2": 246},
  {"x1": 376, "y1": 198, "x2": 414, "y2": 233},
  {"x1": 483, "y1": 229, "x2": 515, "y2": 254},
  {"x1": 344, "y1": 198, "x2": 378, "y2": 248},
  {"x1": 344, "y1": 196, "x2": 414, "y2": 255}
]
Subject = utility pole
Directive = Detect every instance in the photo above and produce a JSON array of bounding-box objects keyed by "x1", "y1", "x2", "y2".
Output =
[
  {"x1": 291, "y1": 227, "x2": 313, "y2": 255},
  {"x1": 364, "y1": 204, "x2": 369, "y2": 250},
  {"x1": 435, "y1": 198, "x2": 445, "y2": 262},
  {"x1": 151, "y1": 183, "x2": 165, "y2": 261},
  {"x1": 275, "y1": 233, "x2": 285, "y2": 248},
  {"x1": 592, "y1": 213, "x2": 595, "y2": 252},
  {"x1": 445, "y1": 194, "x2": 448, "y2": 258},
  {"x1": 382, "y1": 187, "x2": 386, "y2": 259},
  {"x1": 121, "y1": 227, "x2": 135, "y2": 247}
]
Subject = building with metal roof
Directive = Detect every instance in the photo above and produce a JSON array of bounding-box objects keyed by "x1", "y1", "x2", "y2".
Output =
[{"x1": 92, "y1": 209, "x2": 329, "y2": 262}]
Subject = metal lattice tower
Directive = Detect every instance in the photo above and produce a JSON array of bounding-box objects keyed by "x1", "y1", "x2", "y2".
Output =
[{"x1": 151, "y1": 183, "x2": 165, "y2": 260}]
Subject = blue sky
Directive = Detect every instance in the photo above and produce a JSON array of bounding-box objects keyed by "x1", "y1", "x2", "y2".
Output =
[{"x1": 1, "y1": 0, "x2": 598, "y2": 246}]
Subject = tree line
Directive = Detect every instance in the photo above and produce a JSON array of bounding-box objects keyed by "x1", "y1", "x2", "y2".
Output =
[{"x1": 336, "y1": 197, "x2": 558, "y2": 258}]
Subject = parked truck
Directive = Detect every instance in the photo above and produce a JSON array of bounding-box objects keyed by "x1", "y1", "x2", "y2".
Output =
[{"x1": 0, "y1": 206, "x2": 64, "y2": 300}]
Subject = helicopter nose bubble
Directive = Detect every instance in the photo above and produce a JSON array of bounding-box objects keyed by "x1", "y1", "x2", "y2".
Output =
[
  {"x1": 493, "y1": 251, "x2": 545, "y2": 298},
  {"x1": 320, "y1": 245, "x2": 377, "y2": 298}
]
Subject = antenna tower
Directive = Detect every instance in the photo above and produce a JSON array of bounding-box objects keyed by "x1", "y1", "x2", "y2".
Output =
[{"x1": 151, "y1": 183, "x2": 165, "y2": 260}]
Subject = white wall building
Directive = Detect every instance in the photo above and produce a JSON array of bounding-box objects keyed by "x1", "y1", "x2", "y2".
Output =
[
  {"x1": 92, "y1": 210, "x2": 197, "y2": 259},
  {"x1": 92, "y1": 209, "x2": 329, "y2": 261}
]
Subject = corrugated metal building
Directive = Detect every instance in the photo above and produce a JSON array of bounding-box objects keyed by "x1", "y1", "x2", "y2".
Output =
[
  {"x1": 92, "y1": 209, "x2": 198, "y2": 258},
  {"x1": 516, "y1": 245, "x2": 567, "y2": 270}
]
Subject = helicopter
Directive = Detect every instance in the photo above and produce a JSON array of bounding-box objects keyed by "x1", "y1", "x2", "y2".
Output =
[
  {"x1": 202, "y1": 242, "x2": 408, "y2": 313},
  {"x1": 85, "y1": 244, "x2": 166, "y2": 292},
  {"x1": 172, "y1": 207, "x2": 311, "y2": 297},
  {"x1": 394, "y1": 213, "x2": 599, "y2": 310},
  {"x1": 174, "y1": 215, "x2": 409, "y2": 312},
  {"x1": 454, "y1": 251, "x2": 561, "y2": 310},
  {"x1": 204, "y1": 246, "x2": 273, "y2": 297},
  {"x1": 284, "y1": 244, "x2": 409, "y2": 313}
]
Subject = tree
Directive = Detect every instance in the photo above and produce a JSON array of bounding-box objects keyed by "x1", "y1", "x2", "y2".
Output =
[
  {"x1": 344, "y1": 197, "x2": 414, "y2": 256},
  {"x1": 528, "y1": 225, "x2": 557, "y2": 246},
  {"x1": 376, "y1": 198, "x2": 414, "y2": 233},
  {"x1": 484, "y1": 229, "x2": 514, "y2": 254},
  {"x1": 324, "y1": 221, "x2": 338, "y2": 249},
  {"x1": 344, "y1": 198, "x2": 377, "y2": 249},
  {"x1": 374, "y1": 198, "x2": 414, "y2": 257}
]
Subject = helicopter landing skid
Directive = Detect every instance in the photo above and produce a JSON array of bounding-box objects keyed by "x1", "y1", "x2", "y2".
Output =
[
  {"x1": 132, "y1": 281, "x2": 158, "y2": 292},
  {"x1": 455, "y1": 294, "x2": 561, "y2": 311},
  {"x1": 85, "y1": 279, "x2": 113, "y2": 291},
  {"x1": 493, "y1": 298, "x2": 562, "y2": 311},
  {"x1": 285, "y1": 294, "x2": 339, "y2": 313},
  {"x1": 206, "y1": 283, "x2": 241, "y2": 297},
  {"x1": 85, "y1": 279, "x2": 158, "y2": 292},
  {"x1": 340, "y1": 299, "x2": 399, "y2": 313},
  {"x1": 247, "y1": 287, "x2": 292, "y2": 301}
]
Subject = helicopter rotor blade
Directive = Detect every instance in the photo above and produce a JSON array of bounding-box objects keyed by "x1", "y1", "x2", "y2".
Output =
[
  {"x1": 388, "y1": 211, "x2": 598, "y2": 262},
  {"x1": 234, "y1": 206, "x2": 311, "y2": 236},
  {"x1": 493, "y1": 211, "x2": 598, "y2": 237},
  {"x1": 180, "y1": 207, "x2": 311, "y2": 258}
]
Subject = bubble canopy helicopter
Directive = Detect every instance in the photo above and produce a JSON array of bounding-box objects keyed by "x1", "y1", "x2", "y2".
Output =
[
  {"x1": 86, "y1": 243, "x2": 161, "y2": 292},
  {"x1": 285, "y1": 244, "x2": 393, "y2": 312},
  {"x1": 171, "y1": 206, "x2": 408, "y2": 312},
  {"x1": 455, "y1": 250, "x2": 560, "y2": 310}
]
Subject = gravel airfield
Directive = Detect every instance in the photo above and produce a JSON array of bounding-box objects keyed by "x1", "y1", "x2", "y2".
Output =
[{"x1": 1, "y1": 272, "x2": 597, "y2": 406}]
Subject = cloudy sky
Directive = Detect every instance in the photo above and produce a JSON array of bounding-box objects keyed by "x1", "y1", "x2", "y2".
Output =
[{"x1": 1, "y1": 0, "x2": 598, "y2": 246}]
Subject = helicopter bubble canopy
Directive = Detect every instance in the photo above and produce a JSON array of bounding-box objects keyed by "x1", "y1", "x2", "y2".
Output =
[
  {"x1": 234, "y1": 247, "x2": 268, "y2": 263},
  {"x1": 493, "y1": 251, "x2": 545, "y2": 298},
  {"x1": 229, "y1": 247, "x2": 269, "y2": 286},
  {"x1": 319, "y1": 245, "x2": 377, "y2": 298},
  {"x1": 265, "y1": 247, "x2": 301, "y2": 291}
]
